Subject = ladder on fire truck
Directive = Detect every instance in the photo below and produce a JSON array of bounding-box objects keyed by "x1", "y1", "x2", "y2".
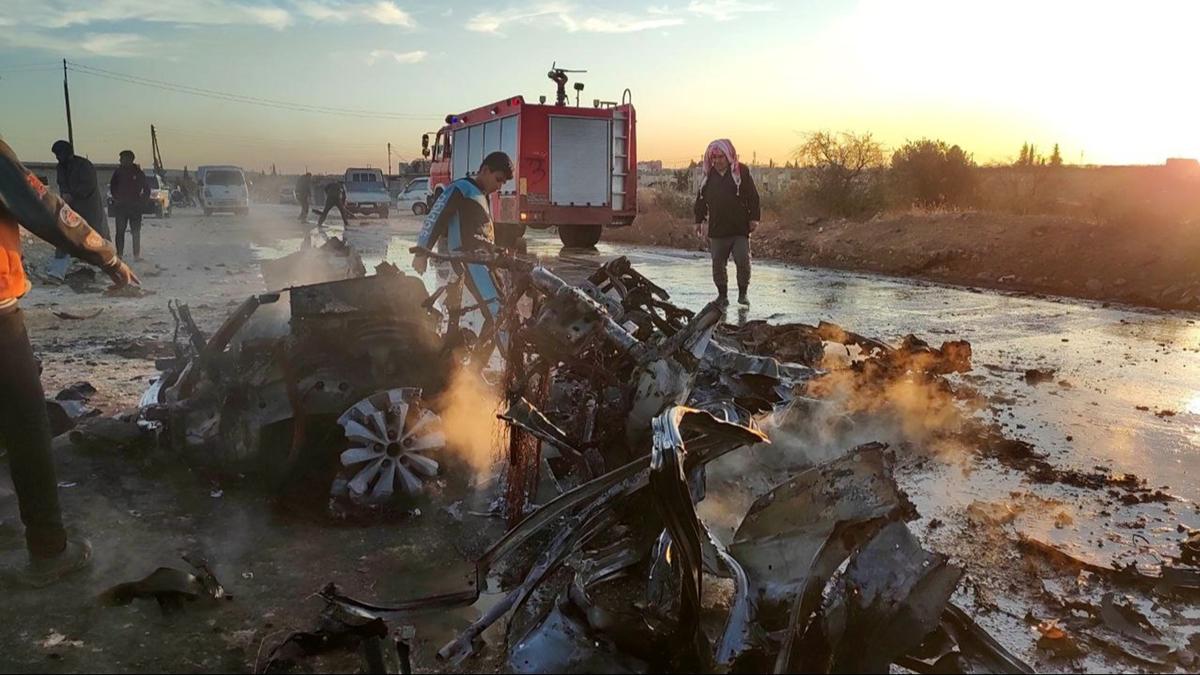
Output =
[{"x1": 611, "y1": 89, "x2": 633, "y2": 211}]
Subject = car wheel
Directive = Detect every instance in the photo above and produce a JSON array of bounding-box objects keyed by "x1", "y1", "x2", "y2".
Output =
[
  {"x1": 412, "y1": 202, "x2": 427, "y2": 216},
  {"x1": 559, "y1": 224, "x2": 603, "y2": 248},
  {"x1": 379, "y1": 208, "x2": 389, "y2": 220},
  {"x1": 203, "y1": 208, "x2": 213, "y2": 216}
]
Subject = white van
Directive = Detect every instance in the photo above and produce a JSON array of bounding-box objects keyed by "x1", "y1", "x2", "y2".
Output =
[
  {"x1": 197, "y1": 165, "x2": 250, "y2": 216},
  {"x1": 344, "y1": 167, "x2": 385, "y2": 184}
]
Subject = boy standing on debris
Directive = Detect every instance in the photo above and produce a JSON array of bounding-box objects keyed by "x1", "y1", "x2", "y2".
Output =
[
  {"x1": 412, "y1": 152, "x2": 513, "y2": 328},
  {"x1": 0, "y1": 139, "x2": 138, "y2": 587},
  {"x1": 694, "y1": 139, "x2": 760, "y2": 306}
]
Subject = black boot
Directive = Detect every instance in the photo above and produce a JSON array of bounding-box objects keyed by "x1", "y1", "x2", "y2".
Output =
[
  {"x1": 737, "y1": 287, "x2": 749, "y2": 306},
  {"x1": 716, "y1": 286, "x2": 729, "y2": 306}
]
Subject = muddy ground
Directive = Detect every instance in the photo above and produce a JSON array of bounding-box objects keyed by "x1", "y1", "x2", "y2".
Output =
[
  {"x1": 608, "y1": 193, "x2": 1200, "y2": 313},
  {"x1": 1, "y1": 204, "x2": 1198, "y2": 673}
]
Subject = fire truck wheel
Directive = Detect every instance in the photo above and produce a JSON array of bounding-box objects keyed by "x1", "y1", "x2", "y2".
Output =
[
  {"x1": 495, "y1": 223, "x2": 526, "y2": 249},
  {"x1": 559, "y1": 225, "x2": 602, "y2": 248}
]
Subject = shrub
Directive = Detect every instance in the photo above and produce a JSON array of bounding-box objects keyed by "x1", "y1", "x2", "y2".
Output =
[
  {"x1": 642, "y1": 187, "x2": 694, "y2": 221},
  {"x1": 890, "y1": 139, "x2": 977, "y2": 207}
]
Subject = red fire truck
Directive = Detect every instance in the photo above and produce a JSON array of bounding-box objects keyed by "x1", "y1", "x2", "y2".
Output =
[{"x1": 422, "y1": 67, "x2": 637, "y2": 248}]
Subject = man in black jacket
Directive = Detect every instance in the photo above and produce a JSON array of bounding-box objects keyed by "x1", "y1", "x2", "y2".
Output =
[
  {"x1": 49, "y1": 141, "x2": 109, "y2": 279},
  {"x1": 694, "y1": 139, "x2": 760, "y2": 306},
  {"x1": 316, "y1": 180, "x2": 349, "y2": 228},
  {"x1": 109, "y1": 150, "x2": 149, "y2": 260}
]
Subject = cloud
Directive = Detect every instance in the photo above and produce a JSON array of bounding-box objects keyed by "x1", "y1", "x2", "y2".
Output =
[
  {"x1": 569, "y1": 15, "x2": 683, "y2": 32},
  {"x1": 79, "y1": 32, "x2": 154, "y2": 56},
  {"x1": 4, "y1": 1, "x2": 416, "y2": 30},
  {"x1": 296, "y1": 1, "x2": 414, "y2": 27},
  {"x1": 12, "y1": 1, "x2": 294, "y2": 29},
  {"x1": 687, "y1": 0, "x2": 773, "y2": 21},
  {"x1": 244, "y1": 6, "x2": 294, "y2": 30},
  {"x1": 0, "y1": 29, "x2": 153, "y2": 58},
  {"x1": 363, "y1": 1, "x2": 414, "y2": 26},
  {"x1": 467, "y1": 3, "x2": 567, "y2": 33},
  {"x1": 468, "y1": 3, "x2": 684, "y2": 34},
  {"x1": 366, "y1": 49, "x2": 427, "y2": 65}
]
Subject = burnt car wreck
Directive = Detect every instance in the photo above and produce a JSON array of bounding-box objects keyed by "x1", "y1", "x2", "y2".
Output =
[{"x1": 117, "y1": 238, "x2": 1052, "y2": 673}]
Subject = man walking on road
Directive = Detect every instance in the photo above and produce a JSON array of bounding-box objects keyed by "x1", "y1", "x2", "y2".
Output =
[
  {"x1": 295, "y1": 172, "x2": 312, "y2": 223},
  {"x1": 48, "y1": 141, "x2": 108, "y2": 280},
  {"x1": 0, "y1": 139, "x2": 139, "y2": 588},
  {"x1": 109, "y1": 150, "x2": 149, "y2": 260},
  {"x1": 315, "y1": 180, "x2": 349, "y2": 228},
  {"x1": 412, "y1": 151, "x2": 513, "y2": 333},
  {"x1": 694, "y1": 138, "x2": 760, "y2": 306}
]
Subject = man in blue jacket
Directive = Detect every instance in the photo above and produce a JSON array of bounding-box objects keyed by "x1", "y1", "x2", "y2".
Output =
[{"x1": 412, "y1": 152, "x2": 513, "y2": 330}]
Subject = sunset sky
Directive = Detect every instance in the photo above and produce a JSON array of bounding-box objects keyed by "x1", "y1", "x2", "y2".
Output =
[{"x1": 1, "y1": 0, "x2": 1195, "y2": 173}]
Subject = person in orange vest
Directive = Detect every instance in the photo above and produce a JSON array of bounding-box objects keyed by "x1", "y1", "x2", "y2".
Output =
[{"x1": 0, "y1": 139, "x2": 138, "y2": 587}]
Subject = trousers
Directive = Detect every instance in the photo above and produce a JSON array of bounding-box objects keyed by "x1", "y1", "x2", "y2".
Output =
[
  {"x1": 0, "y1": 309, "x2": 67, "y2": 557},
  {"x1": 316, "y1": 197, "x2": 348, "y2": 227},
  {"x1": 113, "y1": 207, "x2": 142, "y2": 258},
  {"x1": 710, "y1": 235, "x2": 751, "y2": 294}
]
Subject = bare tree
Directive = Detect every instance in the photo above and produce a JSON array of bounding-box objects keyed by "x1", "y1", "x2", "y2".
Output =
[{"x1": 794, "y1": 131, "x2": 886, "y2": 217}]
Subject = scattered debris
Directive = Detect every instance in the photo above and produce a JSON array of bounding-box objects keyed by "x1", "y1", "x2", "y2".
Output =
[
  {"x1": 63, "y1": 266, "x2": 100, "y2": 293},
  {"x1": 99, "y1": 555, "x2": 229, "y2": 614},
  {"x1": 38, "y1": 631, "x2": 84, "y2": 650},
  {"x1": 61, "y1": 417, "x2": 147, "y2": 454},
  {"x1": 105, "y1": 284, "x2": 157, "y2": 298},
  {"x1": 52, "y1": 308, "x2": 103, "y2": 320},
  {"x1": 1023, "y1": 367, "x2": 1056, "y2": 385},
  {"x1": 55, "y1": 381, "x2": 97, "y2": 401},
  {"x1": 260, "y1": 234, "x2": 366, "y2": 290},
  {"x1": 263, "y1": 602, "x2": 411, "y2": 674},
  {"x1": 103, "y1": 336, "x2": 174, "y2": 359},
  {"x1": 1035, "y1": 619, "x2": 1084, "y2": 659}
]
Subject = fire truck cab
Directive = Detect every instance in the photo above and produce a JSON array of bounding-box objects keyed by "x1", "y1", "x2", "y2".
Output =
[{"x1": 423, "y1": 71, "x2": 636, "y2": 248}]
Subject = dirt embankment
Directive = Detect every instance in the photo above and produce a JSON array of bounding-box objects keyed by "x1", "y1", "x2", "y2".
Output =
[{"x1": 609, "y1": 197, "x2": 1200, "y2": 312}]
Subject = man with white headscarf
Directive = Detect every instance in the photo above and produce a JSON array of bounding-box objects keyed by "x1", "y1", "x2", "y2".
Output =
[{"x1": 694, "y1": 139, "x2": 760, "y2": 306}]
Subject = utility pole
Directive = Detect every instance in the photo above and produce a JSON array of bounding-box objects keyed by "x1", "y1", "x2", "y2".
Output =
[
  {"x1": 62, "y1": 59, "x2": 74, "y2": 147},
  {"x1": 150, "y1": 124, "x2": 164, "y2": 176},
  {"x1": 387, "y1": 142, "x2": 392, "y2": 176}
]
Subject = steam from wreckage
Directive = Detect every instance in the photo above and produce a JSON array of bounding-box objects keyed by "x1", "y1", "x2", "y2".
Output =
[{"x1": 61, "y1": 233, "x2": 1190, "y2": 673}]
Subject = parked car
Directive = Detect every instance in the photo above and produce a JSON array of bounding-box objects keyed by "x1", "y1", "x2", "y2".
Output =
[
  {"x1": 396, "y1": 177, "x2": 431, "y2": 215},
  {"x1": 344, "y1": 181, "x2": 390, "y2": 219},
  {"x1": 197, "y1": 165, "x2": 250, "y2": 215},
  {"x1": 144, "y1": 172, "x2": 172, "y2": 218},
  {"x1": 279, "y1": 186, "x2": 296, "y2": 204}
]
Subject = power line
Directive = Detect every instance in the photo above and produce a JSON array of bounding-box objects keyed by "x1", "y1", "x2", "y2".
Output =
[
  {"x1": 0, "y1": 62, "x2": 61, "y2": 72},
  {"x1": 155, "y1": 126, "x2": 408, "y2": 151},
  {"x1": 65, "y1": 60, "x2": 443, "y2": 121}
]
